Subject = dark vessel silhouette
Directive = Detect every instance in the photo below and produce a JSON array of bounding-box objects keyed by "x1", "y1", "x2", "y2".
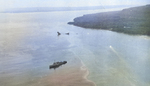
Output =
[
  {"x1": 57, "y1": 32, "x2": 61, "y2": 36},
  {"x1": 49, "y1": 61, "x2": 67, "y2": 69},
  {"x1": 65, "y1": 33, "x2": 69, "y2": 35},
  {"x1": 57, "y1": 32, "x2": 70, "y2": 36}
]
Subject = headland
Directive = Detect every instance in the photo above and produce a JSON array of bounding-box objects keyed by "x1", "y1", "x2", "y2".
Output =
[{"x1": 68, "y1": 5, "x2": 150, "y2": 36}]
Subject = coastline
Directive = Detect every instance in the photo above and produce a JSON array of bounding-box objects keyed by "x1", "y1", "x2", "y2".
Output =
[
  {"x1": 68, "y1": 4, "x2": 150, "y2": 36},
  {"x1": 31, "y1": 57, "x2": 95, "y2": 86}
]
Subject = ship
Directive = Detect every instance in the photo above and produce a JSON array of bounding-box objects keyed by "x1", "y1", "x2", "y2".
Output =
[{"x1": 49, "y1": 61, "x2": 67, "y2": 69}]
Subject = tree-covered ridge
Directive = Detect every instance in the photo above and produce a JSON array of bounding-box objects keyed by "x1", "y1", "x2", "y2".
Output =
[{"x1": 68, "y1": 5, "x2": 150, "y2": 35}]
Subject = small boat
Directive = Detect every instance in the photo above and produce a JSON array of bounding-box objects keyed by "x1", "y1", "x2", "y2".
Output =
[
  {"x1": 49, "y1": 61, "x2": 67, "y2": 69},
  {"x1": 65, "y1": 33, "x2": 69, "y2": 35},
  {"x1": 57, "y1": 32, "x2": 61, "y2": 36}
]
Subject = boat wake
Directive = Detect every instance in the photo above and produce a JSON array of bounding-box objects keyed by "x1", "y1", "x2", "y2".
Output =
[{"x1": 109, "y1": 45, "x2": 121, "y2": 58}]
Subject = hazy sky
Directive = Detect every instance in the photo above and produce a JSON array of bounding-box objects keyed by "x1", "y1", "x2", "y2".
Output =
[{"x1": 0, "y1": 0, "x2": 149, "y2": 10}]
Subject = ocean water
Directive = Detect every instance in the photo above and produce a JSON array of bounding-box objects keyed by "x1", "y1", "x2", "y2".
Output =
[{"x1": 0, "y1": 8, "x2": 150, "y2": 86}]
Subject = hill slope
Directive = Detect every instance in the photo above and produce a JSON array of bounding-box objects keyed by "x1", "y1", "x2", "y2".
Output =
[{"x1": 68, "y1": 5, "x2": 150, "y2": 35}]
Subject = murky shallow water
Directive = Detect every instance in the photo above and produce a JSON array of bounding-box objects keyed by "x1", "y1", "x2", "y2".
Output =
[{"x1": 0, "y1": 9, "x2": 150, "y2": 86}]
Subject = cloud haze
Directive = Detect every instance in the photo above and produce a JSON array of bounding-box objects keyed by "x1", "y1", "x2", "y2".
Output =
[{"x1": 0, "y1": 0, "x2": 149, "y2": 11}]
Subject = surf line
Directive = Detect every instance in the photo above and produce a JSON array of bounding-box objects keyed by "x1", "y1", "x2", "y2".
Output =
[{"x1": 72, "y1": 51, "x2": 97, "y2": 86}]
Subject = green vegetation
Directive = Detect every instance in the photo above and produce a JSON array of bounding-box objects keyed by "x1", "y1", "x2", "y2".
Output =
[{"x1": 68, "y1": 5, "x2": 150, "y2": 35}]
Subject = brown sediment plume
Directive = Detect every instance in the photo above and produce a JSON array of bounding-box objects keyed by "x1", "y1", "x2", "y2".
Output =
[
  {"x1": 80, "y1": 60, "x2": 97, "y2": 86},
  {"x1": 32, "y1": 58, "x2": 95, "y2": 86}
]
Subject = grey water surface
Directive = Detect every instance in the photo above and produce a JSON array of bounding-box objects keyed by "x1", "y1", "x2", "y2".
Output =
[{"x1": 0, "y1": 9, "x2": 150, "y2": 86}]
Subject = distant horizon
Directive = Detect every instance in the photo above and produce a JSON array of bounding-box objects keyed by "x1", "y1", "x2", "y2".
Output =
[
  {"x1": 2, "y1": 4, "x2": 139, "y2": 13},
  {"x1": 5, "y1": 4, "x2": 140, "y2": 9},
  {"x1": 0, "y1": 0, "x2": 149, "y2": 11}
]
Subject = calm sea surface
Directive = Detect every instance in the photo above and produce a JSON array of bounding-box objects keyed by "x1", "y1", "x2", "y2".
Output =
[{"x1": 0, "y1": 8, "x2": 150, "y2": 86}]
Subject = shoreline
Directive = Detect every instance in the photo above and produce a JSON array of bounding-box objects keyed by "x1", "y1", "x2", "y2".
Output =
[{"x1": 68, "y1": 4, "x2": 150, "y2": 36}]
